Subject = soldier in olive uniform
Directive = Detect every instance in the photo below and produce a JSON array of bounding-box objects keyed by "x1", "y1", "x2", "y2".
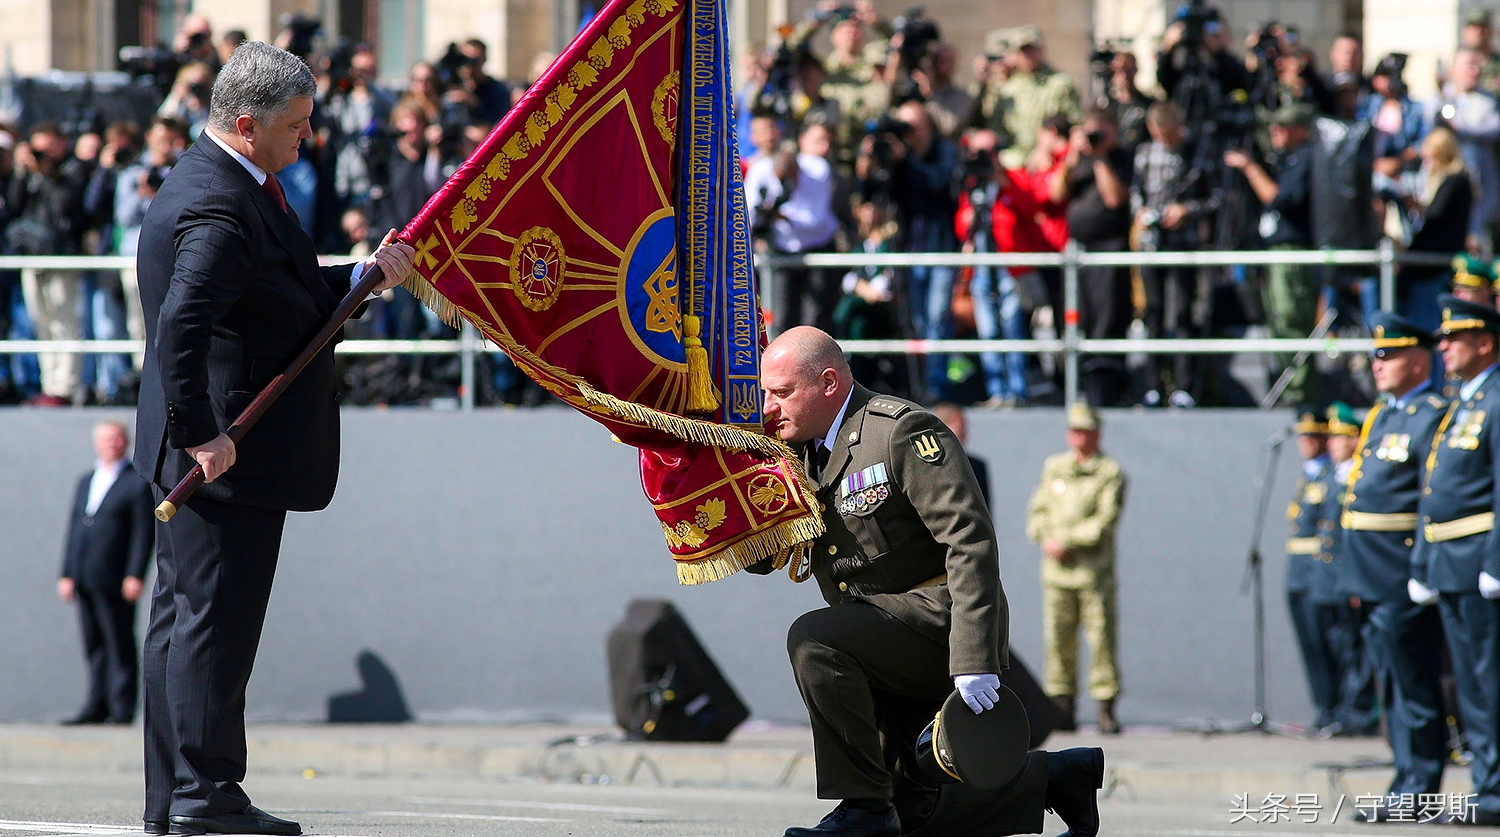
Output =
[
  {"x1": 1451, "y1": 254, "x2": 1497, "y2": 307},
  {"x1": 1338, "y1": 312, "x2": 1450, "y2": 818},
  {"x1": 974, "y1": 26, "x2": 1083, "y2": 170},
  {"x1": 1025, "y1": 403, "x2": 1126, "y2": 735},
  {"x1": 1414, "y1": 296, "x2": 1500, "y2": 825},
  {"x1": 1313, "y1": 403, "x2": 1379, "y2": 736},
  {"x1": 785, "y1": 4, "x2": 893, "y2": 177},
  {"x1": 1284, "y1": 409, "x2": 1337, "y2": 727},
  {"x1": 1461, "y1": 10, "x2": 1500, "y2": 94},
  {"x1": 753, "y1": 326, "x2": 1103, "y2": 837}
]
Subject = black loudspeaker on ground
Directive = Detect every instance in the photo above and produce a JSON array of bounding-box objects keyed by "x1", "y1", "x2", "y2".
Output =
[
  {"x1": 607, "y1": 599, "x2": 750, "y2": 742},
  {"x1": 1000, "y1": 653, "x2": 1065, "y2": 749}
]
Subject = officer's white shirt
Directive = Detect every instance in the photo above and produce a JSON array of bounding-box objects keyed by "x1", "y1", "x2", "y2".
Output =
[
  {"x1": 1459, "y1": 363, "x2": 1500, "y2": 402},
  {"x1": 85, "y1": 458, "x2": 127, "y2": 516},
  {"x1": 820, "y1": 389, "x2": 855, "y2": 454},
  {"x1": 1391, "y1": 379, "x2": 1431, "y2": 410}
]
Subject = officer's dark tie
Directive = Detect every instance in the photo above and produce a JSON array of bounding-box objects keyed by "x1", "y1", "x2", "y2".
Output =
[
  {"x1": 262, "y1": 172, "x2": 288, "y2": 213},
  {"x1": 812, "y1": 443, "x2": 831, "y2": 483}
]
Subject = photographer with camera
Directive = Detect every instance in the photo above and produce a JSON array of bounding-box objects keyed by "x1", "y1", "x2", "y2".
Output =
[
  {"x1": 1425, "y1": 47, "x2": 1500, "y2": 256},
  {"x1": 857, "y1": 100, "x2": 960, "y2": 401},
  {"x1": 1098, "y1": 50, "x2": 1154, "y2": 156},
  {"x1": 979, "y1": 25, "x2": 1082, "y2": 171},
  {"x1": 441, "y1": 39, "x2": 513, "y2": 127},
  {"x1": 910, "y1": 43, "x2": 972, "y2": 141},
  {"x1": 1363, "y1": 54, "x2": 1425, "y2": 174},
  {"x1": 1155, "y1": 5, "x2": 1250, "y2": 118},
  {"x1": 748, "y1": 125, "x2": 842, "y2": 337},
  {"x1": 320, "y1": 43, "x2": 396, "y2": 217},
  {"x1": 1064, "y1": 108, "x2": 1133, "y2": 407},
  {"x1": 954, "y1": 130, "x2": 1034, "y2": 406},
  {"x1": 1132, "y1": 101, "x2": 1217, "y2": 408},
  {"x1": 1224, "y1": 103, "x2": 1317, "y2": 406}
]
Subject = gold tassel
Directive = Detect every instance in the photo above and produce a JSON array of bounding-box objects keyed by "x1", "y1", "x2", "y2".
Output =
[
  {"x1": 683, "y1": 314, "x2": 720, "y2": 414},
  {"x1": 674, "y1": 513, "x2": 826, "y2": 585}
]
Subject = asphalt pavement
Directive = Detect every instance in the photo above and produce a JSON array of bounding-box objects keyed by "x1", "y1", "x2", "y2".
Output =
[{"x1": 0, "y1": 723, "x2": 1475, "y2": 836}]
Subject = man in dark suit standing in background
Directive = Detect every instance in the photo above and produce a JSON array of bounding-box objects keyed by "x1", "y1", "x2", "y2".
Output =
[
  {"x1": 133, "y1": 41, "x2": 413, "y2": 837},
  {"x1": 57, "y1": 420, "x2": 155, "y2": 725}
]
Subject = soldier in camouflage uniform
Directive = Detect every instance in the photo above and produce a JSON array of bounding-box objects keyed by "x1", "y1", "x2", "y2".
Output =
[
  {"x1": 1026, "y1": 403, "x2": 1126, "y2": 734},
  {"x1": 785, "y1": 1, "x2": 893, "y2": 177},
  {"x1": 973, "y1": 25, "x2": 1083, "y2": 170},
  {"x1": 1461, "y1": 10, "x2": 1500, "y2": 93}
]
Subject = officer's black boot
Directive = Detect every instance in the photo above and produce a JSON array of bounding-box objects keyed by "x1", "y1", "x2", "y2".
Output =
[
  {"x1": 784, "y1": 799, "x2": 900, "y2": 837},
  {"x1": 1045, "y1": 747, "x2": 1104, "y2": 837}
]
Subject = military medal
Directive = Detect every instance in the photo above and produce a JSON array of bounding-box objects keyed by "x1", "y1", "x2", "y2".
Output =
[{"x1": 839, "y1": 463, "x2": 890, "y2": 514}]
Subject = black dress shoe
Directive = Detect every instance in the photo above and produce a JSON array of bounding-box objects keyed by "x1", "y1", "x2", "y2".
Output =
[
  {"x1": 1046, "y1": 747, "x2": 1104, "y2": 837},
  {"x1": 144, "y1": 821, "x2": 168, "y2": 836},
  {"x1": 169, "y1": 806, "x2": 301, "y2": 835},
  {"x1": 784, "y1": 802, "x2": 900, "y2": 837},
  {"x1": 61, "y1": 710, "x2": 109, "y2": 725}
]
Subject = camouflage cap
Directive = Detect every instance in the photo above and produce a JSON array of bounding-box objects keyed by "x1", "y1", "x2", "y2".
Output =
[
  {"x1": 1012, "y1": 24, "x2": 1043, "y2": 49},
  {"x1": 1467, "y1": 8, "x2": 1493, "y2": 27},
  {"x1": 982, "y1": 28, "x2": 1012, "y2": 59},
  {"x1": 1067, "y1": 402, "x2": 1100, "y2": 431},
  {"x1": 1269, "y1": 102, "x2": 1316, "y2": 127}
]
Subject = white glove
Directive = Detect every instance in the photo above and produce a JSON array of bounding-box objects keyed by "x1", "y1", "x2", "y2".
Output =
[
  {"x1": 954, "y1": 673, "x2": 1002, "y2": 714},
  {"x1": 1480, "y1": 572, "x2": 1500, "y2": 600},
  {"x1": 1408, "y1": 578, "x2": 1440, "y2": 606}
]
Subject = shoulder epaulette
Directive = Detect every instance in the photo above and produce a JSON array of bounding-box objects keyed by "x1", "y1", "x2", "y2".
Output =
[{"x1": 867, "y1": 398, "x2": 913, "y2": 419}]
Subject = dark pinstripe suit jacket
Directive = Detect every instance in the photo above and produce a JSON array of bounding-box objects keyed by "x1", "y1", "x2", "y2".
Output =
[{"x1": 134, "y1": 133, "x2": 358, "y2": 511}]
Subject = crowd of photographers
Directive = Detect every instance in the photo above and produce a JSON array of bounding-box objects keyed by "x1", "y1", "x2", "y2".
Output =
[
  {"x1": 0, "y1": 15, "x2": 536, "y2": 407},
  {"x1": 744, "y1": 2, "x2": 1500, "y2": 409},
  {"x1": 1, "y1": 6, "x2": 1497, "y2": 409}
]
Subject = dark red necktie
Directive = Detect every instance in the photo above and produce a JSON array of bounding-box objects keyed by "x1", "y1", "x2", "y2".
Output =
[{"x1": 262, "y1": 172, "x2": 287, "y2": 212}]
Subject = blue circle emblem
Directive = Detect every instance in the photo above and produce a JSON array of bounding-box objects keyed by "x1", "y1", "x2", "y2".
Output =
[{"x1": 622, "y1": 213, "x2": 686, "y2": 366}]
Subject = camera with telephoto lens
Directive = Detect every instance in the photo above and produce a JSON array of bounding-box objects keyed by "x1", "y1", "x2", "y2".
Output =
[
  {"x1": 891, "y1": 7, "x2": 940, "y2": 72},
  {"x1": 1174, "y1": 0, "x2": 1221, "y2": 50},
  {"x1": 279, "y1": 13, "x2": 322, "y2": 59}
]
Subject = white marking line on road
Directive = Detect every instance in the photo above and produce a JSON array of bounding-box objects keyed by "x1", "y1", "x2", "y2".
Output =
[
  {"x1": 1163, "y1": 830, "x2": 1399, "y2": 837},
  {"x1": 371, "y1": 810, "x2": 567, "y2": 824},
  {"x1": 406, "y1": 796, "x2": 669, "y2": 815},
  {"x1": 0, "y1": 821, "x2": 137, "y2": 835}
]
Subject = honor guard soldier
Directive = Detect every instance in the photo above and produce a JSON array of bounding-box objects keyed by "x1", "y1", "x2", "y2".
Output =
[
  {"x1": 1414, "y1": 296, "x2": 1500, "y2": 825},
  {"x1": 1025, "y1": 403, "x2": 1126, "y2": 735},
  {"x1": 753, "y1": 327, "x2": 1104, "y2": 837},
  {"x1": 1313, "y1": 403, "x2": 1378, "y2": 736},
  {"x1": 1450, "y1": 254, "x2": 1497, "y2": 308},
  {"x1": 1340, "y1": 312, "x2": 1450, "y2": 819},
  {"x1": 1284, "y1": 408, "x2": 1338, "y2": 729}
]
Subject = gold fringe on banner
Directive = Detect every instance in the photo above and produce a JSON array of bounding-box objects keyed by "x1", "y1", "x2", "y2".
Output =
[{"x1": 674, "y1": 512, "x2": 826, "y2": 585}]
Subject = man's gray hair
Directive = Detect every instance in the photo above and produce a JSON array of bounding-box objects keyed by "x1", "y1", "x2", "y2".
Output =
[{"x1": 208, "y1": 41, "x2": 316, "y2": 133}]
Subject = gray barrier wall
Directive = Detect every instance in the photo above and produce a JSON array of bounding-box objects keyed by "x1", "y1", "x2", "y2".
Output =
[{"x1": 1, "y1": 407, "x2": 1317, "y2": 728}]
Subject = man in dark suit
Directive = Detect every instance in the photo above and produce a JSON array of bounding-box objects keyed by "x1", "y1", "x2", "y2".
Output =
[
  {"x1": 57, "y1": 420, "x2": 155, "y2": 724},
  {"x1": 752, "y1": 327, "x2": 1103, "y2": 837},
  {"x1": 133, "y1": 42, "x2": 413, "y2": 837}
]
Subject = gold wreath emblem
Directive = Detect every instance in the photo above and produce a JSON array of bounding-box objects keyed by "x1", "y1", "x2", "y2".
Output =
[
  {"x1": 748, "y1": 474, "x2": 790, "y2": 515},
  {"x1": 651, "y1": 71, "x2": 680, "y2": 147},
  {"x1": 510, "y1": 227, "x2": 567, "y2": 312}
]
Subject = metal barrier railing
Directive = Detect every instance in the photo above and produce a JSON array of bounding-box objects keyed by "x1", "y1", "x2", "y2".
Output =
[{"x1": 0, "y1": 245, "x2": 1456, "y2": 409}]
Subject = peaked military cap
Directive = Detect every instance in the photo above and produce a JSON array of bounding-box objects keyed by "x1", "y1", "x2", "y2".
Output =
[
  {"x1": 1327, "y1": 402, "x2": 1361, "y2": 436},
  {"x1": 1369, "y1": 310, "x2": 1435, "y2": 357},
  {"x1": 1067, "y1": 402, "x2": 1100, "y2": 431},
  {"x1": 1294, "y1": 406, "x2": 1328, "y2": 435},
  {"x1": 1451, "y1": 253, "x2": 1496, "y2": 290},
  {"x1": 915, "y1": 687, "x2": 1030, "y2": 791},
  {"x1": 1436, "y1": 293, "x2": 1500, "y2": 337}
]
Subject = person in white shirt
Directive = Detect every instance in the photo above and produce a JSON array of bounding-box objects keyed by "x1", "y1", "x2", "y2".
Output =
[
  {"x1": 57, "y1": 420, "x2": 156, "y2": 724},
  {"x1": 746, "y1": 121, "x2": 843, "y2": 335}
]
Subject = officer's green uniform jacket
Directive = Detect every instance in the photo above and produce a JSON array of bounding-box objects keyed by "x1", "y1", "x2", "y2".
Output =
[
  {"x1": 757, "y1": 383, "x2": 1006, "y2": 677},
  {"x1": 1025, "y1": 451, "x2": 1125, "y2": 589},
  {"x1": 976, "y1": 65, "x2": 1082, "y2": 169}
]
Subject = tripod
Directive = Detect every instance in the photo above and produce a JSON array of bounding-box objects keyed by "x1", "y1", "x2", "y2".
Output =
[{"x1": 1199, "y1": 425, "x2": 1303, "y2": 736}]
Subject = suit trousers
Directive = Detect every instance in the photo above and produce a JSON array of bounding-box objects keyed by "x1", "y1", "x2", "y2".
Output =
[
  {"x1": 1439, "y1": 592, "x2": 1500, "y2": 815},
  {"x1": 1042, "y1": 582, "x2": 1120, "y2": 702},
  {"x1": 787, "y1": 601, "x2": 1047, "y2": 836},
  {"x1": 75, "y1": 586, "x2": 139, "y2": 721},
  {"x1": 1363, "y1": 599, "x2": 1448, "y2": 797},
  {"x1": 1287, "y1": 590, "x2": 1339, "y2": 725},
  {"x1": 143, "y1": 491, "x2": 286, "y2": 822}
]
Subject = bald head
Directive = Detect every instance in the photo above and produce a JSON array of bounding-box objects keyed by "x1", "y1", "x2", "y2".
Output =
[{"x1": 761, "y1": 327, "x2": 854, "y2": 443}]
